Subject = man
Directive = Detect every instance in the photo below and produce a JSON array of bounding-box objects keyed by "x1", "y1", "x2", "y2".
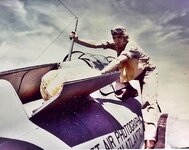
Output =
[{"x1": 70, "y1": 25, "x2": 161, "y2": 149}]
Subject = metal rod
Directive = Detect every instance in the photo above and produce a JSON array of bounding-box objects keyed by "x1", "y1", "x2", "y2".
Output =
[{"x1": 67, "y1": 17, "x2": 79, "y2": 61}]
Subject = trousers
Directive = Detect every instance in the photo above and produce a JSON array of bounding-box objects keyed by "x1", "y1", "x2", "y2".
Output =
[{"x1": 136, "y1": 68, "x2": 161, "y2": 141}]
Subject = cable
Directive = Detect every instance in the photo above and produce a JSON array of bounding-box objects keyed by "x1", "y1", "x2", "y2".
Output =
[
  {"x1": 31, "y1": 0, "x2": 79, "y2": 64},
  {"x1": 58, "y1": 0, "x2": 78, "y2": 18},
  {"x1": 31, "y1": 17, "x2": 76, "y2": 65}
]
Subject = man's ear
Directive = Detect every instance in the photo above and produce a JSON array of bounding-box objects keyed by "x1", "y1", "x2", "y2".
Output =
[{"x1": 124, "y1": 36, "x2": 129, "y2": 43}]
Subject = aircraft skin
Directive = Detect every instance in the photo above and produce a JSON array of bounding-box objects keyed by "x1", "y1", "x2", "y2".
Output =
[{"x1": 0, "y1": 58, "x2": 145, "y2": 149}]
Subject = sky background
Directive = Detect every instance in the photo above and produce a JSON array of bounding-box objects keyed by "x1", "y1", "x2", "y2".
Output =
[{"x1": 0, "y1": 0, "x2": 189, "y2": 148}]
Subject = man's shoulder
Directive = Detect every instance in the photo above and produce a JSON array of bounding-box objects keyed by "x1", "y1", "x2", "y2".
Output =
[
  {"x1": 127, "y1": 39, "x2": 139, "y2": 49},
  {"x1": 127, "y1": 39, "x2": 145, "y2": 53}
]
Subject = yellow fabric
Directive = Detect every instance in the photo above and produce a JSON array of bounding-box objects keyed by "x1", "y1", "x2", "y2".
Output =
[
  {"x1": 118, "y1": 58, "x2": 139, "y2": 83},
  {"x1": 40, "y1": 70, "x2": 64, "y2": 100},
  {"x1": 40, "y1": 66, "x2": 101, "y2": 100}
]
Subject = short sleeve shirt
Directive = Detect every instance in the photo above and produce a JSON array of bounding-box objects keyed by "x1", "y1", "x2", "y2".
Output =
[{"x1": 102, "y1": 39, "x2": 156, "y2": 82}]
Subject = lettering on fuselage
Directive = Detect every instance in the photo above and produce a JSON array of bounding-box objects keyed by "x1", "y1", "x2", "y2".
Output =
[{"x1": 90, "y1": 116, "x2": 143, "y2": 149}]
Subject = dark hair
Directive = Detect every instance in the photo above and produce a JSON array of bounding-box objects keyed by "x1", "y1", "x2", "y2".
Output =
[{"x1": 111, "y1": 25, "x2": 129, "y2": 41}]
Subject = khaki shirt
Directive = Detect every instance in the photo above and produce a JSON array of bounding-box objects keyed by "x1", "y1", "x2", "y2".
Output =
[{"x1": 102, "y1": 39, "x2": 156, "y2": 83}]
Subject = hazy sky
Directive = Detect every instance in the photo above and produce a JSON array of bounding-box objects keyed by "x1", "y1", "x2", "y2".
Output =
[{"x1": 0, "y1": 0, "x2": 189, "y2": 120}]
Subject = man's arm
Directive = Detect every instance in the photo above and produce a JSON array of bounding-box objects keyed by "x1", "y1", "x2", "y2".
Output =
[
  {"x1": 100, "y1": 55, "x2": 128, "y2": 74},
  {"x1": 70, "y1": 32, "x2": 104, "y2": 49},
  {"x1": 75, "y1": 38, "x2": 105, "y2": 48}
]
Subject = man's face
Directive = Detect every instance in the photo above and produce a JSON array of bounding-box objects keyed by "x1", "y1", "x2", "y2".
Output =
[{"x1": 112, "y1": 35, "x2": 125, "y2": 47}]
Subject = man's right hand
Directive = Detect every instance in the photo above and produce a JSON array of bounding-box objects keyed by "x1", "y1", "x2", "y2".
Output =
[{"x1": 69, "y1": 31, "x2": 78, "y2": 40}]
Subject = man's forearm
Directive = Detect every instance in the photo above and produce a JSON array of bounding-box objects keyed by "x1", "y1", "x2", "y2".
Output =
[
  {"x1": 101, "y1": 58, "x2": 120, "y2": 73},
  {"x1": 75, "y1": 38, "x2": 103, "y2": 49},
  {"x1": 101, "y1": 55, "x2": 127, "y2": 74}
]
